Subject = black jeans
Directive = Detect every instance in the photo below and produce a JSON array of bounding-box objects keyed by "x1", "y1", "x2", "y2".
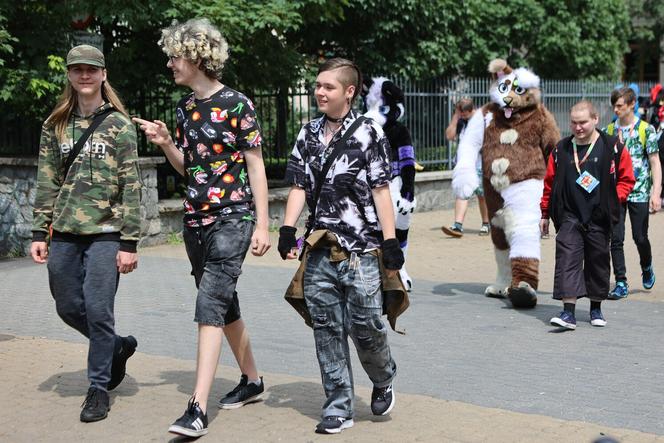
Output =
[{"x1": 610, "y1": 202, "x2": 652, "y2": 282}]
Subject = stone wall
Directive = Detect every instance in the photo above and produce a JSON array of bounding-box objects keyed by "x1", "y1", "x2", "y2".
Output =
[
  {"x1": 0, "y1": 158, "x2": 38, "y2": 257},
  {"x1": 0, "y1": 157, "x2": 164, "y2": 257},
  {"x1": 1, "y1": 162, "x2": 457, "y2": 256}
]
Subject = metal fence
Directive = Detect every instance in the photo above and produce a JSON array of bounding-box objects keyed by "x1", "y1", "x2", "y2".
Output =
[
  {"x1": 0, "y1": 78, "x2": 657, "y2": 175},
  {"x1": 394, "y1": 77, "x2": 657, "y2": 170}
]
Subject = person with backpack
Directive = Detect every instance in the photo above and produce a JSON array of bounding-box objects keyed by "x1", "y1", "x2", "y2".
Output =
[
  {"x1": 541, "y1": 101, "x2": 634, "y2": 330},
  {"x1": 278, "y1": 58, "x2": 405, "y2": 434},
  {"x1": 30, "y1": 44, "x2": 141, "y2": 422},
  {"x1": 605, "y1": 87, "x2": 661, "y2": 299}
]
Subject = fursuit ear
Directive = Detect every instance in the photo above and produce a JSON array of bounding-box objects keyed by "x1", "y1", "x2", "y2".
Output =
[
  {"x1": 361, "y1": 77, "x2": 374, "y2": 98},
  {"x1": 513, "y1": 67, "x2": 540, "y2": 89},
  {"x1": 382, "y1": 80, "x2": 405, "y2": 104},
  {"x1": 488, "y1": 58, "x2": 512, "y2": 80}
]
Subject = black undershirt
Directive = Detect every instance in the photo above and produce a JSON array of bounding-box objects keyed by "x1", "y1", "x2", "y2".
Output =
[{"x1": 562, "y1": 136, "x2": 605, "y2": 225}]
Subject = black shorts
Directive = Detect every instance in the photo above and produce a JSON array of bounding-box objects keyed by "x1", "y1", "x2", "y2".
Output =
[
  {"x1": 183, "y1": 217, "x2": 253, "y2": 326},
  {"x1": 553, "y1": 216, "x2": 610, "y2": 300}
]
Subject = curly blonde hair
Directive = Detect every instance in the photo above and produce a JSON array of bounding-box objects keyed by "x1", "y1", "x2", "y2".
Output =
[{"x1": 159, "y1": 18, "x2": 229, "y2": 79}]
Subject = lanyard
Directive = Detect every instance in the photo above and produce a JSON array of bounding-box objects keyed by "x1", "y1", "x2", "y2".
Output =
[
  {"x1": 617, "y1": 120, "x2": 637, "y2": 144},
  {"x1": 572, "y1": 139, "x2": 596, "y2": 174}
]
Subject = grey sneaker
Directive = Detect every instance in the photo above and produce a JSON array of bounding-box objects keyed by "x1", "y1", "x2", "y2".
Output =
[{"x1": 442, "y1": 224, "x2": 463, "y2": 238}]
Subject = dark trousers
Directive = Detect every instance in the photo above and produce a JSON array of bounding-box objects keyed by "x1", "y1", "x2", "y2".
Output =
[
  {"x1": 47, "y1": 240, "x2": 120, "y2": 391},
  {"x1": 610, "y1": 202, "x2": 652, "y2": 281},
  {"x1": 553, "y1": 217, "x2": 610, "y2": 300}
]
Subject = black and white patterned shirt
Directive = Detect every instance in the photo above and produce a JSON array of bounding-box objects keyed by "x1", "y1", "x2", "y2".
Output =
[{"x1": 286, "y1": 110, "x2": 391, "y2": 252}]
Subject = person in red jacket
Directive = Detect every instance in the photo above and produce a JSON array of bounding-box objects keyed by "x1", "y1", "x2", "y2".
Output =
[{"x1": 540, "y1": 101, "x2": 635, "y2": 330}]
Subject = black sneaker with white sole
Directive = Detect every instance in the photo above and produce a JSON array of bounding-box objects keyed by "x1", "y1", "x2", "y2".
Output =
[
  {"x1": 218, "y1": 374, "x2": 264, "y2": 409},
  {"x1": 371, "y1": 383, "x2": 395, "y2": 416},
  {"x1": 315, "y1": 416, "x2": 354, "y2": 434},
  {"x1": 168, "y1": 397, "x2": 208, "y2": 437}
]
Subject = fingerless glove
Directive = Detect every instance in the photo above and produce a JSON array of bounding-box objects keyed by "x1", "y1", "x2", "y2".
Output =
[
  {"x1": 278, "y1": 226, "x2": 298, "y2": 260},
  {"x1": 381, "y1": 238, "x2": 404, "y2": 270}
]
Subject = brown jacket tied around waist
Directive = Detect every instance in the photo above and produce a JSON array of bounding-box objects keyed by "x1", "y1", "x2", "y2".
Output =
[{"x1": 284, "y1": 229, "x2": 410, "y2": 334}]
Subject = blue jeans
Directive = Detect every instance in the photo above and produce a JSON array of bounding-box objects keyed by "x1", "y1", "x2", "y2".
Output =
[
  {"x1": 303, "y1": 248, "x2": 397, "y2": 419},
  {"x1": 47, "y1": 240, "x2": 120, "y2": 391}
]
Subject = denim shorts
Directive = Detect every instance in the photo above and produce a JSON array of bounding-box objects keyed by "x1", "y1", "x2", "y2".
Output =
[{"x1": 183, "y1": 217, "x2": 253, "y2": 326}]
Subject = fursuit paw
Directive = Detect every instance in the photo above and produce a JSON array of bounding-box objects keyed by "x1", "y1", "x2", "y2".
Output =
[
  {"x1": 399, "y1": 268, "x2": 413, "y2": 292},
  {"x1": 485, "y1": 284, "x2": 508, "y2": 299},
  {"x1": 396, "y1": 196, "x2": 416, "y2": 216},
  {"x1": 507, "y1": 282, "x2": 537, "y2": 309},
  {"x1": 452, "y1": 166, "x2": 480, "y2": 200}
]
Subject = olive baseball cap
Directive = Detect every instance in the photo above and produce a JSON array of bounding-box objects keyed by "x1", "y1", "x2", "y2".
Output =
[{"x1": 66, "y1": 45, "x2": 105, "y2": 68}]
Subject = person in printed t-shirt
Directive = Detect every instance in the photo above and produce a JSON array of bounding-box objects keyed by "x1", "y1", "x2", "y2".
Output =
[
  {"x1": 278, "y1": 58, "x2": 404, "y2": 435},
  {"x1": 134, "y1": 18, "x2": 271, "y2": 438},
  {"x1": 604, "y1": 87, "x2": 662, "y2": 299}
]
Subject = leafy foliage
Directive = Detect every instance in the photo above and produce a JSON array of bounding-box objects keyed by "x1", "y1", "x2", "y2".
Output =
[{"x1": 0, "y1": 0, "x2": 642, "y2": 128}]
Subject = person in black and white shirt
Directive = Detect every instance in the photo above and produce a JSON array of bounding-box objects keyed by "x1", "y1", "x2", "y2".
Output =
[{"x1": 278, "y1": 58, "x2": 404, "y2": 435}]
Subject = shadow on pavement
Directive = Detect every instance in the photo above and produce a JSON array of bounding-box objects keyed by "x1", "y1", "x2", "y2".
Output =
[
  {"x1": 263, "y1": 381, "x2": 388, "y2": 424},
  {"x1": 431, "y1": 282, "x2": 489, "y2": 297},
  {"x1": 501, "y1": 303, "x2": 562, "y2": 326},
  {"x1": 38, "y1": 370, "x2": 139, "y2": 407}
]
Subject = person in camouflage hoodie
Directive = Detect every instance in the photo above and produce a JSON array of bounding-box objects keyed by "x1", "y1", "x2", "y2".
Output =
[{"x1": 30, "y1": 45, "x2": 141, "y2": 423}]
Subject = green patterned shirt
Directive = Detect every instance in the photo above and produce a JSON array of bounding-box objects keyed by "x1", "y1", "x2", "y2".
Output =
[{"x1": 604, "y1": 119, "x2": 659, "y2": 203}]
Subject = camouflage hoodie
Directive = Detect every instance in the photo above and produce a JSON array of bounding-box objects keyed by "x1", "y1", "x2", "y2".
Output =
[{"x1": 32, "y1": 103, "x2": 141, "y2": 252}]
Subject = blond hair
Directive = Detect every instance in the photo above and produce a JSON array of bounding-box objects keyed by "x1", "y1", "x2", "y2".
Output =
[
  {"x1": 317, "y1": 58, "x2": 362, "y2": 103},
  {"x1": 45, "y1": 73, "x2": 128, "y2": 142},
  {"x1": 570, "y1": 100, "x2": 598, "y2": 119},
  {"x1": 159, "y1": 18, "x2": 229, "y2": 79}
]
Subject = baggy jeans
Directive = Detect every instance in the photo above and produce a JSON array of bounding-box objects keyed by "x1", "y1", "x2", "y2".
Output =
[
  {"x1": 47, "y1": 240, "x2": 120, "y2": 391},
  {"x1": 303, "y1": 247, "x2": 397, "y2": 419}
]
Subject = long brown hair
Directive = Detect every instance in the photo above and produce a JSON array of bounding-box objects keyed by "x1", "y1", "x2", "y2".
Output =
[{"x1": 45, "y1": 73, "x2": 129, "y2": 142}]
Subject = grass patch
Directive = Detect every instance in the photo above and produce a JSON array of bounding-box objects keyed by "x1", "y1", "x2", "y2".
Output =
[{"x1": 166, "y1": 232, "x2": 183, "y2": 245}]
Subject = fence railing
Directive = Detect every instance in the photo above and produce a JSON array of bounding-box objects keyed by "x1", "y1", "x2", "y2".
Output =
[{"x1": 0, "y1": 78, "x2": 657, "y2": 175}]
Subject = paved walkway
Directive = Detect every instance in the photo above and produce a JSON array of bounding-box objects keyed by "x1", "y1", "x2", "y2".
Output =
[{"x1": 1, "y1": 206, "x2": 663, "y2": 442}]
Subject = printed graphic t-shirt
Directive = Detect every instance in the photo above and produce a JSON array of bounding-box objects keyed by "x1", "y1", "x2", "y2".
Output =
[
  {"x1": 175, "y1": 87, "x2": 262, "y2": 227},
  {"x1": 286, "y1": 111, "x2": 391, "y2": 252},
  {"x1": 613, "y1": 120, "x2": 659, "y2": 203}
]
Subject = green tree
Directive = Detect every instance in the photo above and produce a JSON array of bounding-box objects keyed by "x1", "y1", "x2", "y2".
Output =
[{"x1": 460, "y1": 0, "x2": 628, "y2": 80}]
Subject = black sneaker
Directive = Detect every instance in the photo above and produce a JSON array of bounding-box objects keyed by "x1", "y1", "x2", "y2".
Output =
[
  {"x1": 371, "y1": 383, "x2": 395, "y2": 416},
  {"x1": 80, "y1": 387, "x2": 110, "y2": 422},
  {"x1": 218, "y1": 374, "x2": 264, "y2": 409},
  {"x1": 108, "y1": 335, "x2": 137, "y2": 391},
  {"x1": 315, "y1": 416, "x2": 354, "y2": 434},
  {"x1": 168, "y1": 397, "x2": 208, "y2": 437}
]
